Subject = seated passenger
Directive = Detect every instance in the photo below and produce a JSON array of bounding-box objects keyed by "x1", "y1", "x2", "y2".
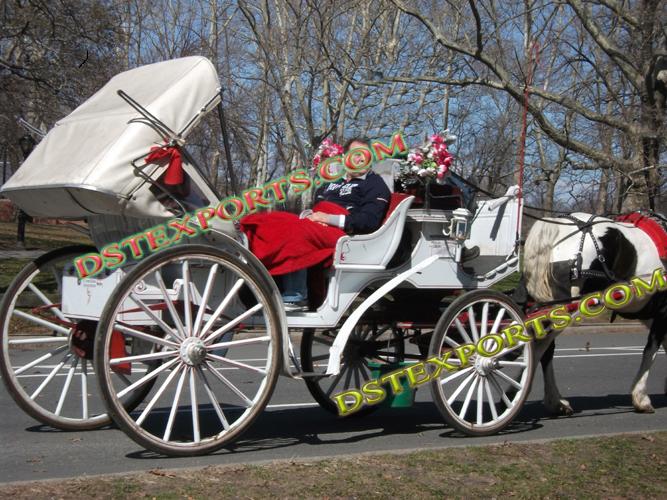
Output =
[
  {"x1": 240, "y1": 137, "x2": 391, "y2": 311},
  {"x1": 310, "y1": 137, "x2": 391, "y2": 233}
]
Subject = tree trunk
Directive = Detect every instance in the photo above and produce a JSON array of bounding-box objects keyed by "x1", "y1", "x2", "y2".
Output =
[
  {"x1": 595, "y1": 167, "x2": 609, "y2": 213},
  {"x1": 623, "y1": 0, "x2": 662, "y2": 212},
  {"x1": 544, "y1": 177, "x2": 556, "y2": 213}
]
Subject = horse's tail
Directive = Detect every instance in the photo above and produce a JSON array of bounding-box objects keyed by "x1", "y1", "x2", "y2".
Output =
[{"x1": 524, "y1": 219, "x2": 561, "y2": 302}]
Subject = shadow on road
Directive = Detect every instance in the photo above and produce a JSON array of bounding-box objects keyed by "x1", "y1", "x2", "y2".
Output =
[
  {"x1": 21, "y1": 392, "x2": 665, "y2": 460},
  {"x1": 535, "y1": 392, "x2": 667, "y2": 418},
  {"x1": 125, "y1": 400, "x2": 544, "y2": 460}
]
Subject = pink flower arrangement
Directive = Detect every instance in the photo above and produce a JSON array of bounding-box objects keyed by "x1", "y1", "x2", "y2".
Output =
[
  {"x1": 407, "y1": 152, "x2": 424, "y2": 165},
  {"x1": 312, "y1": 137, "x2": 344, "y2": 167},
  {"x1": 399, "y1": 131, "x2": 455, "y2": 186}
]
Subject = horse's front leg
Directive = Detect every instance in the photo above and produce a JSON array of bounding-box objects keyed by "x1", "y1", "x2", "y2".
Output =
[
  {"x1": 663, "y1": 333, "x2": 667, "y2": 396},
  {"x1": 534, "y1": 334, "x2": 574, "y2": 415},
  {"x1": 631, "y1": 319, "x2": 664, "y2": 413}
]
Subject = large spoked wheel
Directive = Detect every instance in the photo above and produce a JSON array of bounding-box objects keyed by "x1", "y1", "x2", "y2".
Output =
[
  {"x1": 94, "y1": 244, "x2": 282, "y2": 456},
  {"x1": 0, "y1": 245, "x2": 112, "y2": 430},
  {"x1": 300, "y1": 322, "x2": 405, "y2": 416},
  {"x1": 428, "y1": 290, "x2": 534, "y2": 436}
]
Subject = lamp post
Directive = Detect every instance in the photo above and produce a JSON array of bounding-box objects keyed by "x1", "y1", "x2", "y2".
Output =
[
  {"x1": 18, "y1": 134, "x2": 35, "y2": 158},
  {"x1": 2, "y1": 145, "x2": 6, "y2": 185},
  {"x1": 16, "y1": 134, "x2": 36, "y2": 247}
]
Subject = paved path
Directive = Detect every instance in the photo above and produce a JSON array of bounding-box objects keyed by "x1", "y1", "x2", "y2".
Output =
[{"x1": 0, "y1": 330, "x2": 665, "y2": 484}]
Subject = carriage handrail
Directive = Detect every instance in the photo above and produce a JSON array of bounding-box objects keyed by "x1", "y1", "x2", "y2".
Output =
[{"x1": 18, "y1": 118, "x2": 46, "y2": 138}]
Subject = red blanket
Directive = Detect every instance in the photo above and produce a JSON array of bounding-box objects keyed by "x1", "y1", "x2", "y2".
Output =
[
  {"x1": 616, "y1": 212, "x2": 667, "y2": 259},
  {"x1": 240, "y1": 201, "x2": 349, "y2": 276}
]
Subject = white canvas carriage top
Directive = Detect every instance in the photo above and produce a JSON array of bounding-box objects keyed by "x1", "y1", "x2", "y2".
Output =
[{"x1": 1, "y1": 56, "x2": 221, "y2": 218}]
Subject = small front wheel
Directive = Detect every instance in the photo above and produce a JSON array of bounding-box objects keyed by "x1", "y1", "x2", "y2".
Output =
[
  {"x1": 300, "y1": 323, "x2": 405, "y2": 416},
  {"x1": 428, "y1": 290, "x2": 534, "y2": 436},
  {"x1": 94, "y1": 244, "x2": 282, "y2": 456}
]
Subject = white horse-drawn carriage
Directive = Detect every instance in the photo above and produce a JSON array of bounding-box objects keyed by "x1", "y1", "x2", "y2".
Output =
[{"x1": 0, "y1": 57, "x2": 533, "y2": 456}]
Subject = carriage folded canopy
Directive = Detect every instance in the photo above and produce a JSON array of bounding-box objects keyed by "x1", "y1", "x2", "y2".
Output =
[{"x1": 1, "y1": 56, "x2": 220, "y2": 218}]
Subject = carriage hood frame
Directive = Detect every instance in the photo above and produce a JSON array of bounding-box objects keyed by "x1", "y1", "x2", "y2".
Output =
[{"x1": 1, "y1": 56, "x2": 221, "y2": 219}]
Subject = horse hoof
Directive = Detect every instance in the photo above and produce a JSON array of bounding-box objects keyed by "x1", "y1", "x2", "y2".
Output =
[
  {"x1": 545, "y1": 399, "x2": 573, "y2": 416},
  {"x1": 634, "y1": 404, "x2": 655, "y2": 414},
  {"x1": 559, "y1": 401, "x2": 574, "y2": 416},
  {"x1": 633, "y1": 392, "x2": 655, "y2": 413}
]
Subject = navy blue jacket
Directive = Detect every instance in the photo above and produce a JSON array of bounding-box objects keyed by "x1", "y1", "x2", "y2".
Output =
[{"x1": 315, "y1": 172, "x2": 391, "y2": 234}]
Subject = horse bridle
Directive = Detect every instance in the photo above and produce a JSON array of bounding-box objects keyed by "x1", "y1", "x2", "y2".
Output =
[{"x1": 561, "y1": 214, "x2": 618, "y2": 283}]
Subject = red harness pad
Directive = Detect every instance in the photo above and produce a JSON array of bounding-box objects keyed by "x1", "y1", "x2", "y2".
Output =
[{"x1": 615, "y1": 212, "x2": 667, "y2": 259}]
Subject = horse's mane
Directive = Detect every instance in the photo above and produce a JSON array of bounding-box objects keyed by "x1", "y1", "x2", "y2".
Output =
[{"x1": 524, "y1": 218, "x2": 562, "y2": 302}]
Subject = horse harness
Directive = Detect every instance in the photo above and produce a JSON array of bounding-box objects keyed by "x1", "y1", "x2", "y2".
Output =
[{"x1": 561, "y1": 214, "x2": 618, "y2": 283}]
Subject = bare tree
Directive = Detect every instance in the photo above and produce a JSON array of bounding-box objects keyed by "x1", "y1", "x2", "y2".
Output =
[
  {"x1": 385, "y1": 0, "x2": 666, "y2": 211},
  {"x1": 1, "y1": 1, "x2": 121, "y2": 186},
  {"x1": 4, "y1": 0, "x2": 662, "y2": 216}
]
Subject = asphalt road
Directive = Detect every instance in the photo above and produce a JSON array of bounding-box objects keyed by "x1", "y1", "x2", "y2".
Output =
[{"x1": 1, "y1": 329, "x2": 666, "y2": 484}]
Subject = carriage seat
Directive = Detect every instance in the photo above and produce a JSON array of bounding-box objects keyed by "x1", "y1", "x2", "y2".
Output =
[{"x1": 333, "y1": 193, "x2": 414, "y2": 270}]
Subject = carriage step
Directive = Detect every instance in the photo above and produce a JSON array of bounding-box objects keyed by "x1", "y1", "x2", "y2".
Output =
[{"x1": 296, "y1": 372, "x2": 329, "y2": 380}]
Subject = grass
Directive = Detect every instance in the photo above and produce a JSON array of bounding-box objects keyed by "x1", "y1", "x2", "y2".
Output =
[
  {"x1": 0, "y1": 221, "x2": 92, "y2": 293},
  {"x1": 0, "y1": 258, "x2": 30, "y2": 294},
  {"x1": 0, "y1": 221, "x2": 91, "y2": 250},
  {"x1": 0, "y1": 432, "x2": 665, "y2": 498},
  {"x1": 491, "y1": 271, "x2": 521, "y2": 292}
]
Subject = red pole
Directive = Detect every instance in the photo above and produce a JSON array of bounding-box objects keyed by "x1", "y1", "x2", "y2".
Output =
[{"x1": 517, "y1": 42, "x2": 540, "y2": 239}]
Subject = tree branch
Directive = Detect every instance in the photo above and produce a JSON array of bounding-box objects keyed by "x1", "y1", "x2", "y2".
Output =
[
  {"x1": 596, "y1": 0, "x2": 640, "y2": 28},
  {"x1": 566, "y1": 0, "x2": 642, "y2": 89}
]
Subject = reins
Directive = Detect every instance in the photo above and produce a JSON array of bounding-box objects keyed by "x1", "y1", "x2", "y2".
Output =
[{"x1": 453, "y1": 173, "x2": 667, "y2": 284}]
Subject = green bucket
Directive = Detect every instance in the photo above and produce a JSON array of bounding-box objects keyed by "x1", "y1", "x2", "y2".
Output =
[{"x1": 368, "y1": 361, "x2": 417, "y2": 408}]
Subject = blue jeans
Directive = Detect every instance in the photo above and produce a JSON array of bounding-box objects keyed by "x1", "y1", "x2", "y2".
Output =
[{"x1": 281, "y1": 269, "x2": 308, "y2": 302}]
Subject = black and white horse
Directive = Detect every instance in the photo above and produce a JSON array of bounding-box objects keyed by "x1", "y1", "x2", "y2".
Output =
[{"x1": 521, "y1": 212, "x2": 667, "y2": 414}]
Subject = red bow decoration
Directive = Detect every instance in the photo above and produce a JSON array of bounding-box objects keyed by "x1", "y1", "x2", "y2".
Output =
[{"x1": 145, "y1": 144, "x2": 183, "y2": 185}]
